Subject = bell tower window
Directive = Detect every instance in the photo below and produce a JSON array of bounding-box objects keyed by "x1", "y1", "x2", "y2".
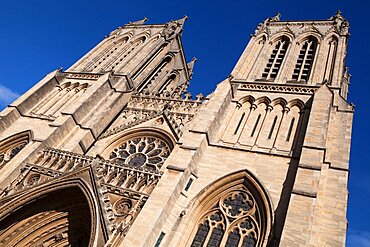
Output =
[
  {"x1": 262, "y1": 37, "x2": 289, "y2": 80},
  {"x1": 292, "y1": 37, "x2": 318, "y2": 82}
]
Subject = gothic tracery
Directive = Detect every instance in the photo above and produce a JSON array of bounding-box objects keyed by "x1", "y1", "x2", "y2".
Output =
[{"x1": 191, "y1": 189, "x2": 263, "y2": 247}]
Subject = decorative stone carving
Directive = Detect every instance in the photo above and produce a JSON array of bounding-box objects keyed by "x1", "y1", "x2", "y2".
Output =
[
  {"x1": 330, "y1": 10, "x2": 350, "y2": 36},
  {"x1": 26, "y1": 174, "x2": 40, "y2": 187},
  {"x1": 161, "y1": 21, "x2": 181, "y2": 41},
  {"x1": 343, "y1": 66, "x2": 351, "y2": 84},
  {"x1": 221, "y1": 190, "x2": 255, "y2": 218},
  {"x1": 238, "y1": 82, "x2": 316, "y2": 94},
  {"x1": 0, "y1": 143, "x2": 26, "y2": 169},
  {"x1": 0, "y1": 131, "x2": 30, "y2": 170},
  {"x1": 66, "y1": 73, "x2": 101, "y2": 80},
  {"x1": 99, "y1": 95, "x2": 203, "y2": 140},
  {"x1": 127, "y1": 17, "x2": 148, "y2": 25},
  {"x1": 0, "y1": 145, "x2": 165, "y2": 240},
  {"x1": 53, "y1": 233, "x2": 64, "y2": 243},
  {"x1": 114, "y1": 199, "x2": 132, "y2": 216}
]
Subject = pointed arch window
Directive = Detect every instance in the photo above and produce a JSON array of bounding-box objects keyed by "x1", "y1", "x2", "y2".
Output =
[
  {"x1": 0, "y1": 130, "x2": 31, "y2": 170},
  {"x1": 292, "y1": 37, "x2": 318, "y2": 82},
  {"x1": 262, "y1": 37, "x2": 290, "y2": 80},
  {"x1": 101, "y1": 36, "x2": 146, "y2": 72},
  {"x1": 158, "y1": 73, "x2": 178, "y2": 96},
  {"x1": 83, "y1": 36, "x2": 130, "y2": 72},
  {"x1": 323, "y1": 36, "x2": 338, "y2": 83},
  {"x1": 138, "y1": 55, "x2": 173, "y2": 93},
  {"x1": 30, "y1": 82, "x2": 89, "y2": 118},
  {"x1": 190, "y1": 189, "x2": 265, "y2": 247}
]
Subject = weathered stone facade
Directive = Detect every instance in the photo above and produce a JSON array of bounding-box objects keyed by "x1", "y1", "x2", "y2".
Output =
[{"x1": 0, "y1": 13, "x2": 353, "y2": 247}]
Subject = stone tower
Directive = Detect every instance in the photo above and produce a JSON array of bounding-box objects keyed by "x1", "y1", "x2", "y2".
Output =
[{"x1": 0, "y1": 13, "x2": 353, "y2": 247}]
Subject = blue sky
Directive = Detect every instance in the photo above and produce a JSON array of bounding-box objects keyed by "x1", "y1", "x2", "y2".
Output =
[{"x1": 0, "y1": 1, "x2": 369, "y2": 245}]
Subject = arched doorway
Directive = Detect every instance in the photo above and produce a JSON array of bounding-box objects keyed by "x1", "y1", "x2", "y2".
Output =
[{"x1": 0, "y1": 187, "x2": 92, "y2": 246}]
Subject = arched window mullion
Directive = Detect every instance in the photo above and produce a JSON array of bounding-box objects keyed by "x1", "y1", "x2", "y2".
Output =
[
  {"x1": 138, "y1": 56, "x2": 172, "y2": 93},
  {"x1": 0, "y1": 131, "x2": 31, "y2": 170},
  {"x1": 84, "y1": 41, "x2": 117, "y2": 71}
]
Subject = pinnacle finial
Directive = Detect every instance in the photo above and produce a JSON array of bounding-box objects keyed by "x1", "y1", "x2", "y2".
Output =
[
  {"x1": 162, "y1": 16, "x2": 188, "y2": 41},
  {"x1": 187, "y1": 57, "x2": 197, "y2": 76},
  {"x1": 329, "y1": 10, "x2": 346, "y2": 21},
  {"x1": 272, "y1": 13, "x2": 281, "y2": 22},
  {"x1": 175, "y1": 15, "x2": 188, "y2": 28},
  {"x1": 329, "y1": 10, "x2": 349, "y2": 35}
]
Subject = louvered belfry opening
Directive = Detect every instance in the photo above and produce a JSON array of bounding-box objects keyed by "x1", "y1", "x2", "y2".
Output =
[
  {"x1": 292, "y1": 37, "x2": 317, "y2": 82},
  {"x1": 262, "y1": 37, "x2": 289, "y2": 80}
]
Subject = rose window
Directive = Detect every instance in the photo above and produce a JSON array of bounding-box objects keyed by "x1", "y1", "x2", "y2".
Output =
[{"x1": 109, "y1": 136, "x2": 171, "y2": 171}]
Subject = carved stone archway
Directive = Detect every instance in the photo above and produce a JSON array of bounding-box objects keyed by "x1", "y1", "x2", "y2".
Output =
[
  {"x1": 0, "y1": 130, "x2": 32, "y2": 170},
  {"x1": 0, "y1": 174, "x2": 104, "y2": 247},
  {"x1": 0, "y1": 186, "x2": 91, "y2": 246}
]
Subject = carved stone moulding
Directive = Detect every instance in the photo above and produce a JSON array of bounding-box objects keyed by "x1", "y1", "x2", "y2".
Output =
[
  {"x1": 65, "y1": 72, "x2": 102, "y2": 80},
  {"x1": 237, "y1": 82, "x2": 316, "y2": 95},
  {"x1": 102, "y1": 186, "x2": 148, "y2": 236}
]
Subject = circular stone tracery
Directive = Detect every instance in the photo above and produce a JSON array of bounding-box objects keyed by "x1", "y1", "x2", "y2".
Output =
[
  {"x1": 220, "y1": 190, "x2": 255, "y2": 218},
  {"x1": 109, "y1": 136, "x2": 171, "y2": 171}
]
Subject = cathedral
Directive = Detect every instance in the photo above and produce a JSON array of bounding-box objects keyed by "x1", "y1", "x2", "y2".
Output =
[{"x1": 0, "y1": 12, "x2": 353, "y2": 247}]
